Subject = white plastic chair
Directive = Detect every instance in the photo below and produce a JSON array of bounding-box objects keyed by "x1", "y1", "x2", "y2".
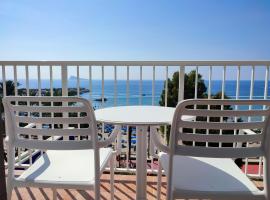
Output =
[
  {"x1": 152, "y1": 99, "x2": 270, "y2": 200},
  {"x1": 3, "y1": 96, "x2": 120, "y2": 200}
]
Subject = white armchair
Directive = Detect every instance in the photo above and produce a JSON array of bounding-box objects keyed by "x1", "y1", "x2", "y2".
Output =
[
  {"x1": 152, "y1": 99, "x2": 270, "y2": 200},
  {"x1": 3, "y1": 96, "x2": 120, "y2": 200}
]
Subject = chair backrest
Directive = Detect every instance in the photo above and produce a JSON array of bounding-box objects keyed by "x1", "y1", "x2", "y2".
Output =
[
  {"x1": 170, "y1": 99, "x2": 270, "y2": 158},
  {"x1": 3, "y1": 96, "x2": 98, "y2": 150},
  {"x1": 166, "y1": 99, "x2": 270, "y2": 199}
]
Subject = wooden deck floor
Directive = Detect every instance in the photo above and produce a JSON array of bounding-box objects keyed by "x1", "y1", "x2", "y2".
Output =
[
  {"x1": 10, "y1": 172, "x2": 264, "y2": 200},
  {"x1": 10, "y1": 173, "x2": 164, "y2": 200}
]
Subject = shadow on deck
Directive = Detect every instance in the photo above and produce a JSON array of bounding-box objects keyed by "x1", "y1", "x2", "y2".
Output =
[{"x1": 10, "y1": 173, "x2": 263, "y2": 200}]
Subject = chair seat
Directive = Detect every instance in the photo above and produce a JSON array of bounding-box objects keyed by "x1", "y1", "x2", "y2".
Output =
[
  {"x1": 159, "y1": 153, "x2": 261, "y2": 195},
  {"x1": 16, "y1": 148, "x2": 113, "y2": 189}
]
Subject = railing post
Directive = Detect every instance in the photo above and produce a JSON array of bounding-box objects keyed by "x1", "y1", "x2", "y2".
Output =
[
  {"x1": 61, "y1": 64, "x2": 68, "y2": 96},
  {"x1": 178, "y1": 66, "x2": 185, "y2": 102},
  {"x1": 0, "y1": 117, "x2": 7, "y2": 200},
  {"x1": 61, "y1": 65, "x2": 69, "y2": 140}
]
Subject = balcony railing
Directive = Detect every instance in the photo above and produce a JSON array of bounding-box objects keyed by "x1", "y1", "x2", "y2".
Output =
[{"x1": 1, "y1": 61, "x2": 270, "y2": 180}]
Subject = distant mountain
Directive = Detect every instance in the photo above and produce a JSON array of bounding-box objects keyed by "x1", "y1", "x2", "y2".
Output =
[{"x1": 69, "y1": 76, "x2": 87, "y2": 81}]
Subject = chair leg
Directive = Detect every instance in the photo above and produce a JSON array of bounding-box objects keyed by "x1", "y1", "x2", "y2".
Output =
[
  {"x1": 157, "y1": 160, "x2": 162, "y2": 200},
  {"x1": 166, "y1": 177, "x2": 173, "y2": 200},
  {"x1": 52, "y1": 188, "x2": 57, "y2": 200},
  {"x1": 7, "y1": 147, "x2": 15, "y2": 200},
  {"x1": 6, "y1": 184, "x2": 13, "y2": 200},
  {"x1": 110, "y1": 154, "x2": 115, "y2": 200}
]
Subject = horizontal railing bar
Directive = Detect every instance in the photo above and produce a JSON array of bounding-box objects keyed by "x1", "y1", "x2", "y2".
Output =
[{"x1": 1, "y1": 61, "x2": 270, "y2": 66}]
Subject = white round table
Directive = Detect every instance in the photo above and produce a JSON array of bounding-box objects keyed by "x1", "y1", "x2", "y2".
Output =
[{"x1": 95, "y1": 106, "x2": 193, "y2": 200}]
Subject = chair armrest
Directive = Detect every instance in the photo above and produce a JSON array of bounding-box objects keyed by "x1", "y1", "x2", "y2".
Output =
[
  {"x1": 24, "y1": 123, "x2": 36, "y2": 129},
  {"x1": 4, "y1": 136, "x2": 9, "y2": 146},
  {"x1": 242, "y1": 129, "x2": 257, "y2": 135},
  {"x1": 4, "y1": 136, "x2": 13, "y2": 152},
  {"x1": 98, "y1": 125, "x2": 121, "y2": 148},
  {"x1": 150, "y1": 126, "x2": 170, "y2": 154}
]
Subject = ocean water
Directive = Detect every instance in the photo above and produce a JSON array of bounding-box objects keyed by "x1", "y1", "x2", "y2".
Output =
[{"x1": 17, "y1": 79, "x2": 269, "y2": 108}]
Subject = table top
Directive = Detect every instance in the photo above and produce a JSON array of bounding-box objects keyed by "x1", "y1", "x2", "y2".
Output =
[{"x1": 95, "y1": 105, "x2": 193, "y2": 125}]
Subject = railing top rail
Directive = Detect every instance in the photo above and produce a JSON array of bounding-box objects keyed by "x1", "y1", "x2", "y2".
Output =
[{"x1": 0, "y1": 61, "x2": 270, "y2": 66}]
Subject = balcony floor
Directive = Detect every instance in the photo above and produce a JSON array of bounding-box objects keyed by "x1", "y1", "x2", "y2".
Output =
[{"x1": 9, "y1": 172, "x2": 263, "y2": 200}]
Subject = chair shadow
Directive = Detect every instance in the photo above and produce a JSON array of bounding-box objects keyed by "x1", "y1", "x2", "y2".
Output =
[
  {"x1": 114, "y1": 184, "x2": 135, "y2": 199},
  {"x1": 14, "y1": 187, "x2": 22, "y2": 200},
  {"x1": 100, "y1": 182, "x2": 111, "y2": 193},
  {"x1": 122, "y1": 182, "x2": 136, "y2": 193},
  {"x1": 56, "y1": 192, "x2": 64, "y2": 200},
  {"x1": 77, "y1": 190, "x2": 109, "y2": 200},
  {"x1": 26, "y1": 187, "x2": 36, "y2": 200},
  {"x1": 38, "y1": 188, "x2": 50, "y2": 200},
  {"x1": 148, "y1": 180, "x2": 167, "y2": 196},
  {"x1": 64, "y1": 189, "x2": 77, "y2": 200},
  {"x1": 22, "y1": 153, "x2": 50, "y2": 180}
]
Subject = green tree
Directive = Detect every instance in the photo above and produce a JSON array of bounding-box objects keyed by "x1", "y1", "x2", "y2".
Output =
[
  {"x1": 159, "y1": 71, "x2": 236, "y2": 144},
  {"x1": 0, "y1": 80, "x2": 20, "y2": 96},
  {"x1": 0, "y1": 80, "x2": 19, "y2": 133},
  {"x1": 159, "y1": 70, "x2": 207, "y2": 107},
  {"x1": 159, "y1": 70, "x2": 208, "y2": 142}
]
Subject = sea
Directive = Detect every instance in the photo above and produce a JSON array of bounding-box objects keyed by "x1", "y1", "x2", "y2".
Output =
[{"x1": 17, "y1": 79, "x2": 268, "y2": 109}]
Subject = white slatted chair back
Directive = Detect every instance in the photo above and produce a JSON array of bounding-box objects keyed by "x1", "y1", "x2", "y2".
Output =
[
  {"x1": 170, "y1": 99, "x2": 270, "y2": 158},
  {"x1": 3, "y1": 96, "x2": 111, "y2": 200},
  {"x1": 167, "y1": 99, "x2": 270, "y2": 199},
  {"x1": 3, "y1": 96, "x2": 98, "y2": 151}
]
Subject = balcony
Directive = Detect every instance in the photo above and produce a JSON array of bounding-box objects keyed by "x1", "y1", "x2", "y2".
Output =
[{"x1": 1, "y1": 61, "x2": 270, "y2": 199}]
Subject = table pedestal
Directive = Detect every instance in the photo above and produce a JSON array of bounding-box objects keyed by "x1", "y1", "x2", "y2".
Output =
[{"x1": 136, "y1": 126, "x2": 147, "y2": 200}]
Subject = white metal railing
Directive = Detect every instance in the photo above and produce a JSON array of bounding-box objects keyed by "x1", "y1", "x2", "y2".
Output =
[{"x1": 1, "y1": 61, "x2": 270, "y2": 179}]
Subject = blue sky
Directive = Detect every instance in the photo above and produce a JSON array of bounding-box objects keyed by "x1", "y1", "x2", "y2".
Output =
[{"x1": 0, "y1": 0, "x2": 270, "y2": 80}]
